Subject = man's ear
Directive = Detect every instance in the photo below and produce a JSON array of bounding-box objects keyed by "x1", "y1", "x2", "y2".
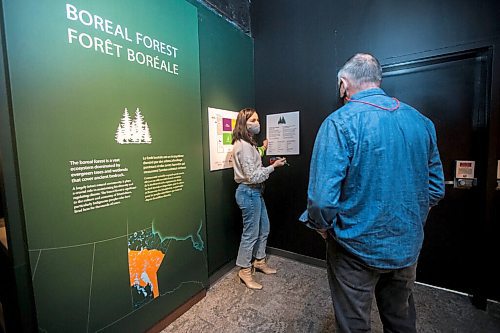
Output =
[{"x1": 339, "y1": 78, "x2": 347, "y2": 98}]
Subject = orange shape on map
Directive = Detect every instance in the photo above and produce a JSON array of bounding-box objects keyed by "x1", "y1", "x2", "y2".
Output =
[{"x1": 128, "y1": 249, "x2": 165, "y2": 298}]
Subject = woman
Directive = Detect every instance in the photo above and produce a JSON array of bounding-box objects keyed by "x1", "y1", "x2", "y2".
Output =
[{"x1": 232, "y1": 107, "x2": 286, "y2": 290}]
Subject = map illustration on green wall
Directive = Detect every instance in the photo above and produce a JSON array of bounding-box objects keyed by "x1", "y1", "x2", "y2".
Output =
[
  {"x1": 3, "y1": 0, "x2": 207, "y2": 331},
  {"x1": 128, "y1": 221, "x2": 204, "y2": 309}
]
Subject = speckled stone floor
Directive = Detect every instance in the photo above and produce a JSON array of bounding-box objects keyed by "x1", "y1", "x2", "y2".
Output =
[{"x1": 162, "y1": 255, "x2": 500, "y2": 333}]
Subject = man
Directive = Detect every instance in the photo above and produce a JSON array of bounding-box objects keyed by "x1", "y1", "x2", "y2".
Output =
[{"x1": 300, "y1": 53, "x2": 445, "y2": 332}]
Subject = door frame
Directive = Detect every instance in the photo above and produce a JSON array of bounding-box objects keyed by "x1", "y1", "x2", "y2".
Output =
[{"x1": 380, "y1": 43, "x2": 500, "y2": 307}]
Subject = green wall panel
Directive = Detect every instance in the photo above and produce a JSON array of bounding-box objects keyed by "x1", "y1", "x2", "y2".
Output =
[
  {"x1": 89, "y1": 239, "x2": 133, "y2": 332},
  {"x1": 32, "y1": 246, "x2": 95, "y2": 332},
  {"x1": 1, "y1": 0, "x2": 255, "y2": 331},
  {"x1": 3, "y1": 0, "x2": 208, "y2": 331},
  {"x1": 197, "y1": 6, "x2": 255, "y2": 275}
]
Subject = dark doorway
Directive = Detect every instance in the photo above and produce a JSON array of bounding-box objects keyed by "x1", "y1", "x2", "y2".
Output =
[{"x1": 382, "y1": 49, "x2": 496, "y2": 302}]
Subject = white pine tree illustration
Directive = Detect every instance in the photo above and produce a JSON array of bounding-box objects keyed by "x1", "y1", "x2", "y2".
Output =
[
  {"x1": 115, "y1": 108, "x2": 132, "y2": 144},
  {"x1": 122, "y1": 108, "x2": 133, "y2": 142},
  {"x1": 143, "y1": 122, "x2": 152, "y2": 143},
  {"x1": 120, "y1": 125, "x2": 127, "y2": 142},
  {"x1": 130, "y1": 122, "x2": 139, "y2": 142},
  {"x1": 115, "y1": 125, "x2": 125, "y2": 143},
  {"x1": 115, "y1": 107, "x2": 153, "y2": 144},
  {"x1": 133, "y1": 108, "x2": 145, "y2": 143}
]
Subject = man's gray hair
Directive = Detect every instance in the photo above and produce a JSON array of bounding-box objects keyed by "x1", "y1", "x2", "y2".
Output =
[{"x1": 337, "y1": 53, "x2": 382, "y2": 87}]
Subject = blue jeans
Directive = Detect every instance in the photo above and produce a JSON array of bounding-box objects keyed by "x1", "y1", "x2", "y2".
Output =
[
  {"x1": 235, "y1": 184, "x2": 270, "y2": 268},
  {"x1": 327, "y1": 235, "x2": 417, "y2": 333}
]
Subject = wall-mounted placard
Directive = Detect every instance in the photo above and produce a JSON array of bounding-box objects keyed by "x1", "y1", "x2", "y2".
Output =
[
  {"x1": 266, "y1": 111, "x2": 300, "y2": 155},
  {"x1": 208, "y1": 107, "x2": 238, "y2": 171}
]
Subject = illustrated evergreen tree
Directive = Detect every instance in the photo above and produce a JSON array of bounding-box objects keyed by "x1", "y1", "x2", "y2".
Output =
[
  {"x1": 143, "y1": 122, "x2": 152, "y2": 143},
  {"x1": 133, "y1": 108, "x2": 145, "y2": 143},
  {"x1": 130, "y1": 121, "x2": 138, "y2": 142},
  {"x1": 115, "y1": 108, "x2": 132, "y2": 144},
  {"x1": 115, "y1": 126, "x2": 125, "y2": 144},
  {"x1": 115, "y1": 107, "x2": 152, "y2": 144}
]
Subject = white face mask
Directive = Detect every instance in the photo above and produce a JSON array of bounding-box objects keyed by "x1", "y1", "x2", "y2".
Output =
[{"x1": 247, "y1": 122, "x2": 260, "y2": 135}]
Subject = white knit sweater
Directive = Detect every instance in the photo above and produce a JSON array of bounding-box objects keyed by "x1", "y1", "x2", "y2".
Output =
[{"x1": 232, "y1": 139, "x2": 274, "y2": 184}]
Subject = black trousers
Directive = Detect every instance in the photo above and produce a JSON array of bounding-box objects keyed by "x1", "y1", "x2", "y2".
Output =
[{"x1": 326, "y1": 235, "x2": 417, "y2": 333}]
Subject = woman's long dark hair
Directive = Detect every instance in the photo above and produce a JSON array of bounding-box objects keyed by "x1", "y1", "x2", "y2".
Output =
[{"x1": 232, "y1": 107, "x2": 257, "y2": 145}]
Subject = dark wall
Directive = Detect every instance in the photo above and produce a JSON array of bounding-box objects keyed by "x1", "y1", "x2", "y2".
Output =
[
  {"x1": 329, "y1": 1, "x2": 500, "y2": 63},
  {"x1": 198, "y1": 0, "x2": 250, "y2": 33},
  {"x1": 252, "y1": 1, "x2": 338, "y2": 259},
  {"x1": 0, "y1": 3, "x2": 37, "y2": 330},
  {"x1": 252, "y1": 0, "x2": 500, "y2": 268}
]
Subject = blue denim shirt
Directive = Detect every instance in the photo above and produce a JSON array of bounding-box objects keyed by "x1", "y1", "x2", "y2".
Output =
[{"x1": 300, "y1": 88, "x2": 445, "y2": 269}]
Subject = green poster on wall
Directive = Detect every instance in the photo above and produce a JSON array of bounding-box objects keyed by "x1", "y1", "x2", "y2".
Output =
[{"x1": 3, "y1": 0, "x2": 207, "y2": 331}]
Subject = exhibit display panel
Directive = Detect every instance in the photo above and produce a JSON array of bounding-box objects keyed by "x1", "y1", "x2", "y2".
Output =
[
  {"x1": 3, "y1": 0, "x2": 207, "y2": 331},
  {"x1": 197, "y1": 9, "x2": 255, "y2": 275}
]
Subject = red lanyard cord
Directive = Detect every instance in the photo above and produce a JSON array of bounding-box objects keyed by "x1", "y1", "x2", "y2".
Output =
[{"x1": 345, "y1": 97, "x2": 400, "y2": 111}]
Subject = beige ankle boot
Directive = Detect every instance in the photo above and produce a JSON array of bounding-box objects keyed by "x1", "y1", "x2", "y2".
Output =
[
  {"x1": 253, "y1": 258, "x2": 277, "y2": 274},
  {"x1": 238, "y1": 267, "x2": 262, "y2": 290}
]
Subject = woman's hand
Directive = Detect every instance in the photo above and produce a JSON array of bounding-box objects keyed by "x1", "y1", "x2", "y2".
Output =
[{"x1": 272, "y1": 157, "x2": 287, "y2": 168}]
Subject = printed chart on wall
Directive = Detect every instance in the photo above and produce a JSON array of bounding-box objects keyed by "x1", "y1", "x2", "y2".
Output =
[
  {"x1": 266, "y1": 111, "x2": 300, "y2": 155},
  {"x1": 4, "y1": 0, "x2": 207, "y2": 332},
  {"x1": 208, "y1": 107, "x2": 238, "y2": 171}
]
